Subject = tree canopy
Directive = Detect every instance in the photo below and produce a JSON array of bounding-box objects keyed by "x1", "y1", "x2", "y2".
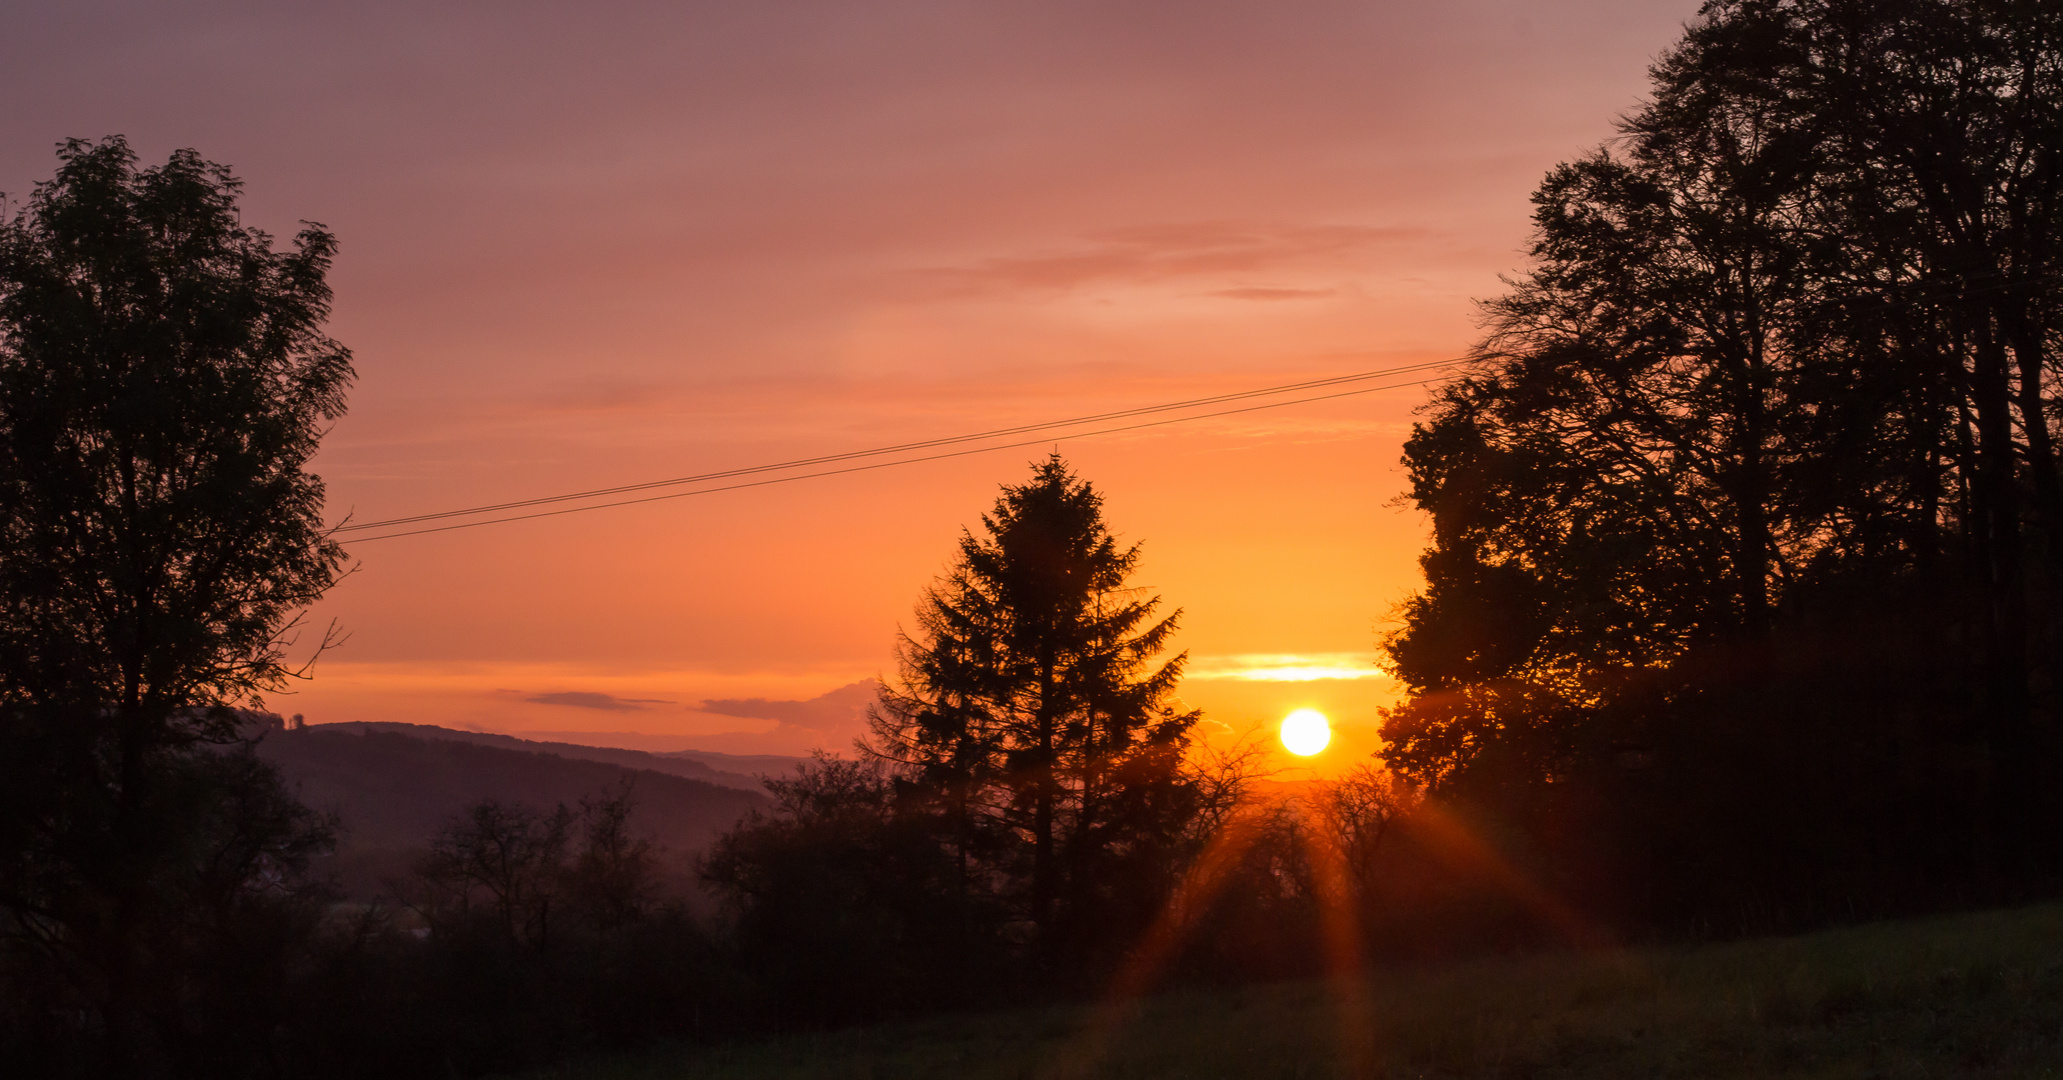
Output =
[
  {"x1": 0, "y1": 136, "x2": 353, "y2": 1074},
  {"x1": 864, "y1": 455, "x2": 1201, "y2": 958},
  {"x1": 0, "y1": 135, "x2": 352, "y2": 727},
  {"x1": 1381, "y1": 0, "x2": 2063, "y2": 908}
]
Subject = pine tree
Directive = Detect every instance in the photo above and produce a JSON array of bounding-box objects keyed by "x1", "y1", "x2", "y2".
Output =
[{"x1": 868, "y1": 455, "x2": 1199, "y2": 957}]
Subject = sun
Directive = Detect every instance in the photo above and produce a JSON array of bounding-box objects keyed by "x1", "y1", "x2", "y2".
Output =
[{"x1": 1279, "y1": 708, "x2": 1332, "y2": 756}]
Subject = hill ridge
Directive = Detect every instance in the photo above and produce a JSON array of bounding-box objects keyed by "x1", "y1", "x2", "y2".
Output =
[{"x1": 304, "y1": 720, "x2": 805, "y2": 791}]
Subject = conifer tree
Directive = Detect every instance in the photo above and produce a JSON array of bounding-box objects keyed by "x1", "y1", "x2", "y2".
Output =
[{"x1": 868, "y1": 455, "x2": 1199, "y2": 955}]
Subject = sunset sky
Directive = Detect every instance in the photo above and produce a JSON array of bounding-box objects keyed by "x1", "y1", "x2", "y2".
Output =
[{"x1": 0, "y1": 0, "x2": 1703, "y2": 767}]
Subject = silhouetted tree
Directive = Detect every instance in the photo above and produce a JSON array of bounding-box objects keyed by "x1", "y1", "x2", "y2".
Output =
[
  {"x1": 699, "y1": 753, "x2": 977, "y2": 1019},
  {"x1": 565, "y1": 782, "x2": 661, "y2": 933},
  {"x1": 403, "y1": 785, "x2": 665, "y2": 951},
  {"x1": 342, "y1": 786, "x2": 717, "y2": 1077},
  {"x1": 1377, "y1": 1, "x2": 2063, "y2": 933},
  {"x1": 1672, "y1": 0, "x2": 2063, "y2": 871},
  {"x1": 1312, "y1": 763, "x2": 1420, "y2": 894},
  {"x1": 0, "y1": 136, "x2": 352, "y2": 1074},
  {"x1": 866, "y1": 455, "x2": 1200, "y2": 961},
  {"x1": 1379, "y1": 27, "x2": 1859, "y2": 790},
  {"x1": 406, "y1": 800, "x2": 575, "y2": 951}
]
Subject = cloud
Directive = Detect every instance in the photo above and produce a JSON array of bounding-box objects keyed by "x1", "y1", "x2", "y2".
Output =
[
  {"x1": 1184, "y1": 653, "x2": 1390, "y2": 682},
  {"x1": 1208, "y1": 286, "x2": 1335, "y2": 301},
  {"x1": 909, "y1": 221, "x2": 1430, "y2": 296},
  {"x1": 526, "y1": 691, "x2": 677, "y2": 711},
  {"x1": 698, "y1": 679, "x2": 882, "y2": 731},
  {"x1": 531, "y1": 381, "x2": 677, "y2": 414}
]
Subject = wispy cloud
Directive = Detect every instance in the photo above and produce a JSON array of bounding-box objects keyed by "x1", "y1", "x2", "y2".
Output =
[
  {"x1": 528, "y1": 378, "x2": 690, "y2": 416},
  {"x1": 1208, "y1": 286, "x2": 1336, "y2": 301},
  {"x1": 909, "y1": 221, "x2": 1429, "y2": 296},
  {"x1": 698, "y1": 679, "x2": 882, "y2": 731},
  {"x1": 1185, "y1": 653, "x2": 1390, "y2": 682},
  {"x1": 526, "y1": 691, "x2": 677, "y2": 711}
]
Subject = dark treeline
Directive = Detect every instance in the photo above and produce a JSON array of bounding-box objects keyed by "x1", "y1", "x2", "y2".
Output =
[{"x1": 1383, "y1": 0, "x2": 2063, "y2": 932}]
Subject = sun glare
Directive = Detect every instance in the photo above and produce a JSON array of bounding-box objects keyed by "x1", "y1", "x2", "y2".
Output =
[{"x1": 1280, "y1": 708, "x2": 1331, "y2": 756}]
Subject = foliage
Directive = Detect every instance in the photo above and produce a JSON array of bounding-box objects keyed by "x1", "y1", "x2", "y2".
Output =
[
  {"x1": 407, "y1": 799, "x2": 576, "y2": 950},
  {"x1": 286, "y1": 789, "x2": 724, "y2": 1080},
  {"x1": 1309, "y1": 764, "x2": 1418, "y2": 894},
  {"x1": 401, "y1": 784, "x2": 668, "y2": 948},
  {"x1": 700, "y1": 754, "x2": 984, "y2": 1021},
  {"x1": 0, "y1": 136, "x2": 353, "y2": 1076},
  {"x1": 0, "y1": 136, "x2": 352, "y2": 721},
  {"x1": 1379, "y1": 0, "x2": 2063, "y2": 913},
  {"x1": 864, "y1": 455, "x2": 1202, "y2": 962},
  {"x1": 0, "y1": 735, "x2": 338, "y2": 1077}
]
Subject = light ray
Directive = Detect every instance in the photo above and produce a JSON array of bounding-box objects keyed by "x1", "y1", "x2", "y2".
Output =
[
  {"x1": 1406, "y1": 800, "x2": 1617, "y2": 950},
  {"x1": 1043, "y1": 810, "x2": 1270, "y2": 1078},
  {"x1": 1298, "y1": 797, "x2": 1378, "y2": 1078}
]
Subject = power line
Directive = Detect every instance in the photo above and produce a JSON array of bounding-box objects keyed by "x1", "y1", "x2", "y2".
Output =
[
  {"x1": 333, "y1": 358, "x2": 1458, "y2": 536},
  {"x1": 338, "y1": 369, "x2": 1452, "y2": 543},
  {"x1": 328, "y1": 266, "x2": 2063, "y2": 544}
]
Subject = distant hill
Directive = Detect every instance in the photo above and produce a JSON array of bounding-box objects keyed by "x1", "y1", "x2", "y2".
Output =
[
  {"x1": 257, "y1": 726, "x2": 771, "y2": 900},
  {"x1": 302, "y1": 721, "x2": 806, "y2": 791},
  {"x1": 658, "y1": 747, "x2": 817, "y2": 779}
]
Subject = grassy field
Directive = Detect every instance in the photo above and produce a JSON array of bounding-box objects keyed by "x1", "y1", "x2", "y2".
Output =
[{"x1": 515, "y1": 902, "x2": 2063, "y2": 1079}]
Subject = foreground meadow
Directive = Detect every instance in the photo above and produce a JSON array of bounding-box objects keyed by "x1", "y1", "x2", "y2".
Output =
[{"x1": 514, "y1": 902, "x2": 2063, "y2": 1080}]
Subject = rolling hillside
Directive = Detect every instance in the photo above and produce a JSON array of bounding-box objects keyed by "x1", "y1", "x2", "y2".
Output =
[
  {"x1": 301, "y1": 721, "x2": 804, "y2": 791},
  {"x1": 257, "y1": 725, "x2": 772, "y2": 899}
]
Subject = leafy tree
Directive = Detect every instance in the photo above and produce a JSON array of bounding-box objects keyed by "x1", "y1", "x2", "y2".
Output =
[
  {"x1": 1385, "y1": 0, "x2": 2063, "y2": 769},
  {"x1": 403, "y1": 786, "x2": 662, "y2": 950},
  {"x1": 1380, "y1": 0, "x2": 2063, "y2": 919},
  {"x1": 1379, "y1": 70, "x2": 1836, "y2": 791},
  {"x1": 353, "y1": 787, "x2": 717, "y2": 1077},
  {"x1": 565, "y1": 783, "x2": 662, "y2": 933},
  {"x1": 866, "y1": 455, "x2": 1200, "y2": 960},
  {"x1": 1311, "y1": 762, "x2": 1421, "y2": 895},
  {"x1": 0, "y1": 136, "x2": 352, "y2": 1073},
  {"x1": 1667, "y1": 0, "x2": 2063, "y2": 859},
  {"x1": 406, "y1": 800, "x2": 575, "y2": 951},
  {"x1": 699, "y1": 753, "x2": 977, "y2": 1020}
]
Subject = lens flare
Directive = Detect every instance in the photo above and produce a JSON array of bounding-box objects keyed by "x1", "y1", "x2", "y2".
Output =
[{"x1": 1280, "y1": 708, "x2": 1331, "y2": 756}]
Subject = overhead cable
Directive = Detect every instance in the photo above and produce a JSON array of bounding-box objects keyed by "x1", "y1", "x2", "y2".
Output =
[
  {"x1": 333, "y1": 358, "x2": 1458, "y2": 536},
  {"x1": 337, "y1": 366, "x2": 1454, "y2": 543}
]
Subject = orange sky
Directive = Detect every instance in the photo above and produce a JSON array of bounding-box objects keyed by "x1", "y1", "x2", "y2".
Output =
[{"x1": 0, "y1": 0, "x2": 1704, "y2": 772}]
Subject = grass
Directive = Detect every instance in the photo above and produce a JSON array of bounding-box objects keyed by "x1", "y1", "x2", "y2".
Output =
[{"x1": 515, "y1": 902, "x2": 2063, "y2": 1079}]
